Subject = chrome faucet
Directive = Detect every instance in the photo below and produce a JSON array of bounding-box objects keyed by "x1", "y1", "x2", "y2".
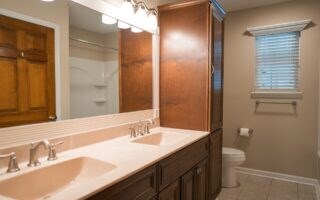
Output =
[
  {"x1": 0, "y1": 152, "x2": 20, "y2": 173},
  {"x1": 27, "y1": 140, "x2": 50, "y2": 167},
  {"x1": 129, "y1": 119, "x2": 155, "y2": 138},
  {"x1": 144, "y1": 119, "x2": 155, "y2": 134}
]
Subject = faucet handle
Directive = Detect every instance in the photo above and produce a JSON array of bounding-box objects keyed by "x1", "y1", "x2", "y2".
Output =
[
  {"x1": 0, "y1": 152, "x2": 20, "y2": 173},
  {"x1": 47, "y1": 141, "x2": 64, "y2": 161},
  {"x1": 129, "y1": 126, "x2": 137, "y2": 138}
]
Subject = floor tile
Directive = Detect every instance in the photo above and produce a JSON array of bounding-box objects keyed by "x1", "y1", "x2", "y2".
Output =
[
  {"x1": 268, "y1": 179, "x2": 298, "y2": 200},
  {"x1": 237, "y1": 175, "x2": 271, "y2": 200},
  {"x1": 218, "y1": 173, "x2": 318, "y2": 200}
]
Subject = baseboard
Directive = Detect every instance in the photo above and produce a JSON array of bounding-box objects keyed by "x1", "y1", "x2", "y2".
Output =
[{"x1": 236, "y1": 167, "x2": 320, "y2": 200}]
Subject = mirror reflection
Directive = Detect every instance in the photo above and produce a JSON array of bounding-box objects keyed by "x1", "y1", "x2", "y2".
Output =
[{"x1": 0, "y1": 1, "x2": 153, "y2": 127}]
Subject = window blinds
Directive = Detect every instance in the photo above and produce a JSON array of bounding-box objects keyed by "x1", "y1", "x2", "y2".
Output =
[{"x1": 255, "y1": 32, "x2": 300, "y2": 91}]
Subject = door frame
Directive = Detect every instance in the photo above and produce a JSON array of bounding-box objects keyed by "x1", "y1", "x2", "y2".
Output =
[{"x1": 0, "y1": 8, "x2": 62, "y2": 120}]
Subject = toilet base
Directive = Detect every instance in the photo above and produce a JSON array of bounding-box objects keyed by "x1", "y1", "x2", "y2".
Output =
[{"x1": 222, "y1": 166, "x2": 238, "y2": 188}]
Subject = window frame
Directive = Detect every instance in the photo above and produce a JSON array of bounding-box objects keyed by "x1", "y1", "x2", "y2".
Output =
[{"x1": 247, "y1": 20, "x2": 311, "y2": 99}]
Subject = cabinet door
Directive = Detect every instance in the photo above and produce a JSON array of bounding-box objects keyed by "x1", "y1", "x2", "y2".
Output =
[
  {"x1": 159, "y1": 137, "x2": 209, "y2": 190},
  {"x1": 208, "y1": 129, "x2": 222, "y2": 199},
  {"x1": 159, "y1": 180, "x2": 180, "y2": 200},
  {"x1": 194, "y1": 158, "x2": 209, "y2": 200},
  {"x1": 88, "y1": 165, "x2": 157, "y2": 200},
  {"x1": 159, "y1": 1, "x2": 210, "y2": 131},
  {"x1": 210, "y1": 11, "x2": 224, "y2": 131},
  {"x1": 181, "y1": 169, "x2": 195, "y2": 200}
]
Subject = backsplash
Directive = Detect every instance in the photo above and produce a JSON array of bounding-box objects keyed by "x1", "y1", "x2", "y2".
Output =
[{"x1": 0, "y1": 110, "x2": 155, "y2": 149}]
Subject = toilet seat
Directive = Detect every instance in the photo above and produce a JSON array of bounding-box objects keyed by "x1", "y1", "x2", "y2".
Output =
[
  {"x1": 223, "y1": 147, "x2": 245, "y2": 157},
  {"x1": 222, "y1": 147, "x2": 245, "y2": 162}
]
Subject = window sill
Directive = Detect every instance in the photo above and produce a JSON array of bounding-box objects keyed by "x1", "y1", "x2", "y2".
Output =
[{"x1": 251, "y1": 91, "x2": 303, "y2": 99}]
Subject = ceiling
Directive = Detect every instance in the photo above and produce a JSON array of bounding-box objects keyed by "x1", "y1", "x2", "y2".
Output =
[
  {"x1": 69, "y1": 0, "x2": 296, "y2": 34},
  {"x1": 157, "y1": 0, "x2": 295, "y2": 11},
  {"x1": 69, "y1": 1, "x2": 118, "y2": 34}
]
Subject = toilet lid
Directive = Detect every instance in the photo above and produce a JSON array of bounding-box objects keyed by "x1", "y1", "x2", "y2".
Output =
[{"x1": 223, "y1": 147, "x2": 245, "y2": 156}]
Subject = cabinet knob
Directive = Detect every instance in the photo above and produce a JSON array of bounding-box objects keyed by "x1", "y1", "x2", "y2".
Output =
[{"x1": 197, "y1": 168, "x2": 202, "y2": 174}]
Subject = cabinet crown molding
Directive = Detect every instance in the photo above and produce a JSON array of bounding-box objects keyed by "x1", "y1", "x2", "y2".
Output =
[{"x1": 247, "y1": 19, "x2": 312, "y2": 36}]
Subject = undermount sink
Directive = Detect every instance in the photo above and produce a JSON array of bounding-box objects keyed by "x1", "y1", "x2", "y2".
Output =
[
  {"x1": 132, "y1": 132, "x2": 190, "y2": 146},
  {"x1": 0, "y1": 157, "x2": 116, "y2": 200}
]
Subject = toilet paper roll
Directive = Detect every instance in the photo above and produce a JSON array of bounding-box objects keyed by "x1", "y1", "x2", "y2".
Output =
[{"x1": 239, "y1": 128, "x2": 252, "y2": 137}]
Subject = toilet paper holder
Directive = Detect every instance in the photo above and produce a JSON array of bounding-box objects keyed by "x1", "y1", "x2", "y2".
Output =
[{"x1": 237, "y1": 128, "x2": 254, "y2": 137}]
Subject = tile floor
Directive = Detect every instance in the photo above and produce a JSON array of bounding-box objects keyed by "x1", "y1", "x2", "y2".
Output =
[{"x1": 218, "y1": 173, "x2": 318, "y2": 200}]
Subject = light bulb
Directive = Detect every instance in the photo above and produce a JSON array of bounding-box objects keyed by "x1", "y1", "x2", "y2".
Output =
[
  {"x1": 41, "y1": 0, "x2": 55, "y2": 2},
  {"x1": 118, "y1": 21, "x2": 131, "y2": 29},
  {"x1": 136, "y1": 6, "x2": 147, "y2": 21},
  {"x1": 131, "y1": 26, "x2": 143, "y2": 33},
  {"x1": 148, "y1": 13, "x2": 158, "y2": 30},
  {"x1": 119, "y1": 0, "x2": 134, "y2": 18},
  {"x1": 102, "y1": 14, "x2": 117, "y2": 25}
]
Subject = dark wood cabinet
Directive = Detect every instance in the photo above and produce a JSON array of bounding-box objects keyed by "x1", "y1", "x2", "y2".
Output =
[
  {"x1": 194, "y1": 158, "x2": 209, "y2": 200},
  {"x1": 181, "y1": 158, "x2": 209, "y2": 200},
  {"x1": 159, "y1": 0, "x2": 225, "y2": 199},
  {"x1": 87, "y1": 137, "x2": 211, "y2": 200},
  {"x1": 209, "y1": 129, "x2": 223, "y2": 199},
  {"x1": 159, "y1": 137, "x2": 208, "y2": 190},
  {"x1": 88, "y1": 165, "x2": 157, "y2": 200},
  {"x1": 159, "y1": 180, "x2": 180, "y2": 200},
  {"x1": 159, "y1": 0, "x2": 225, "y2": 132},
  {"x1": 210, "y1": 6, "x2": 224, "y2": 132},
  {"x1": 181, "y1": 168, "x2": 195, "y2": 200}
]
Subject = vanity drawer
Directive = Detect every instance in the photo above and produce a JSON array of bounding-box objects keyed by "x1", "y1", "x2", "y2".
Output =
[
  {"x1": 88, "y1": 165, "x2": 157, "y2": 200},
  {"x1": 158, "y1": 136, "x2": 209, "y2": 190}
]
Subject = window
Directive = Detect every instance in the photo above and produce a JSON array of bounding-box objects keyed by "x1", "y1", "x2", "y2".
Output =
[
  {"x1": 247, "y1": 20, "x2": 311, "y2": 98},
  {"x1": 255, "y1": 32, "x2": 300, "y2": 91}
]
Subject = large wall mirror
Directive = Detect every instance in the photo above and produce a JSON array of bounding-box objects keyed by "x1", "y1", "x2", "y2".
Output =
[{"x1": 0, "y1": 1, "x2": 154, "y2": 128}]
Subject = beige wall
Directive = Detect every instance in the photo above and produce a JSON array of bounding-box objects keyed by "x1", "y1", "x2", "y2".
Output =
[
  {"x1": 0, "y1": 0, "x2": 70, "y2": 119},
  {"x1": 224, "y1": 0, "x2": 320, "y2": 178}
]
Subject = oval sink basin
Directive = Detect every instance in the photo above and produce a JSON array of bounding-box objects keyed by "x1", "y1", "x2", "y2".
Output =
[
  {"x1": 132, "y1": 132, "x2": 189, "y2": 146},
  {"x1": 0, "y1": 157, "x2": 116, "y2": 200}
]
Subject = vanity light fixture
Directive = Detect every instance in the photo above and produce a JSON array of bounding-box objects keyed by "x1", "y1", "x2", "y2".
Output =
[
  {"x1": 102, "y1": 14, "x2": 117, "y2": 25},
  {"x1": 131, "y1": 26, "x2": 143, "y2": 33},
  {"x1": 147, "y1": 11, "x2": 158, "y2": 30},
  {"x1": 119, "y1": 0, "x2": 158, "y2": 32},
  {"x1": 118, "y1": 21, "x2": 131, "y2": 29},
  {"x1": 41, "y1": 0, "x2": 55, "y2": 2},
  {"x1": 119, "y1": 0, "x2": 134, "y2": 18},
  {"x1": 135, "y1": 4, "x2": 148, "y2": 26}
]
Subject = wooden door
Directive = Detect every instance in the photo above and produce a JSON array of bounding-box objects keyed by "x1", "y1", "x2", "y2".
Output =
[
  {"x1": 0, "y1": 15, "x2": 55, "y2": 127},
  {"x1": 181, "y1": 168, "x2": 195, "y2": 200},
  {"x1": 159, "y1": 180, "x2": 180, "y2": 200},
  {"x1": 208, "y1": 129, "x2": 222, "y2": 199},
  {"x1": 119, "y1": 29, "x2": 153, "y2": 113},
  {"x1": 159, "y1": 1, "x2": 210, "y2": 131},
  {"x1": 210, "y1": 10, "x2": 224, "y2": 132},
  {"x1": 194, "y1": 158, "x2": 209, "y2": 200}
]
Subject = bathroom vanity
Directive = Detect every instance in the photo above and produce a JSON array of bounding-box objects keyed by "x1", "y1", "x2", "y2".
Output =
[{"x1": 0, "y1": 127, "x2": 213, "y2": 200}]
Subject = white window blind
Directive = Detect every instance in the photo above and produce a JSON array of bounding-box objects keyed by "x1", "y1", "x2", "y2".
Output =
[{"x1": 255, "y1": 32, "x2": 300, "y2": 91}]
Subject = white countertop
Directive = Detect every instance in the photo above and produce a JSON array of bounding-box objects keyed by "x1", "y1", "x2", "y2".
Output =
[{"x1": 0, "y1": 127, "x2": 209, "y2": 200}]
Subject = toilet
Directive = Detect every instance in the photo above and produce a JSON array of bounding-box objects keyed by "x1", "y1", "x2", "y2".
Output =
[{"x1": 222, "y1": 147, "x2": 246, "y2": 188}]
